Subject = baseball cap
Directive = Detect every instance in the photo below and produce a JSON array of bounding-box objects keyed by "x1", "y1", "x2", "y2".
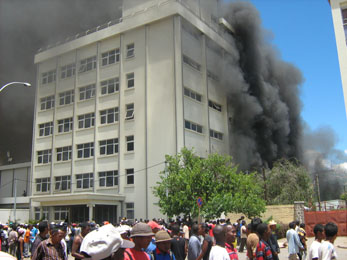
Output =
[
  {"x1": 148, "y1": 221, "x2": 161, "y2": 230},
  {"x1": 115, "y1": 225, "x2": 132, "y2": 235},
  {"x1": 130, "y1": 223, "x2": 154, "y2": 237},
  {"x1": 80, "y1": 224, "x2": 134, "y2": 260}
]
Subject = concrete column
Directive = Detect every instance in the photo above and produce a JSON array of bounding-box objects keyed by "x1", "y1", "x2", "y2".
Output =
[
  {"x1": 294, "y1": 201, "x2": 305, "y2": 223},
  {"x1": 87, "y1": 204, "x2": 94, "y2": 221}
]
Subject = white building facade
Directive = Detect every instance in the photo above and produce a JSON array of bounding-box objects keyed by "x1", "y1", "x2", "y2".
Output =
[
  {"x1": 31, "y1": 0, "x2": 233, "y2": 223},
  {"x1": 330, "y1": 0, "x2": 347, "y2": 116}
]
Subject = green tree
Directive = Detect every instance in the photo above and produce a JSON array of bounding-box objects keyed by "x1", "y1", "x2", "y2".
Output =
[
  {"x1": 153, "y1": 148, "x2": 265, "y2": 218},
  {"x1": 261, "y1": 159, "x2": 314, "y2": 205}
]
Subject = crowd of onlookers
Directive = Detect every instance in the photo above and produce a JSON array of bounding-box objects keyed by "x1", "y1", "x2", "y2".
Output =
[{"x1": 0, "y1": 217, "x2": 339, "y2": 260}]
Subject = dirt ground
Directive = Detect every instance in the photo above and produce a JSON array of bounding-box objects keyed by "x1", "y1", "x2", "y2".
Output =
[{"x1": 237, "y1": 236, "x2": 347, "y2": 260}]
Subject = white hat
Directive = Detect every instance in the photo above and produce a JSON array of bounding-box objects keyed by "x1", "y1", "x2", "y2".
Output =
[
  {"x1": 80, "y1": 224, "x2": 134, "y2": 260},
  {"x1": 115, "y1": 225, "x2": 132, "y2": 234}
]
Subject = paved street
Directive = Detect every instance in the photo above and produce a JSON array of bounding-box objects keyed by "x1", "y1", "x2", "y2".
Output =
[{"x1": 237, "y1": 236, "x2": 347, "y2": 260}]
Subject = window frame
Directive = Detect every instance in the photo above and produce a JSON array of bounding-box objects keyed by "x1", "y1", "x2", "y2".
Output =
[
  {"x1": 41, "y1": 69, "x2": 56, "y2": 85},
  {"x1": 79, "y1": 84, "x2": 96, "y2": 101},
  {"x1": 59, "y1": 90, "x2": 75, "y2": 106},
  {"x1": 126, "y1": 43, "x2": 135, "y2": 59},
  {"x1": 37, "y1": 149, "x2": 52, "y2": 164},
  {"x1": 184, "y1": 87, "x2": 202, "y2": 102},
  {"x1": 57, "y1": 117, "x2": 73, "y2": 133},
  {"x1": 56, "y1": 146, "x2": 72, "y2": 161},
  {"x1": 184, "y1": 120, "x2": 203, "y2": 134},
  {"x1": 78, "y1": 113, "x2": 95, "y2": 129},
  {"x1": 79, "y1": 56, "x2": 97, "y2": 73},
  {"x1": 77, "y1": 142, "x2": 94, "y2": 159},
  {"x1": 126, "y1": 135, "x2": 134, "y2": 152},
  {"x1": 39, "y1": 122, "x2": 53, "y2": 137},
  {"x1": 126, "y1": 168, "x2": 134, "y2": 185},
  {"x1": 99, "y1": 138, "x2": 119, "y2": 155},
  {"x1": 60, "y1": 63, "x2": 76, "y2": 79},
  {"x1": 209, "y1": 129, "x2": 223, "y2": 140},
  {"x1": 55, "y1": 175, "x2": 71, "y2": 191},
  {"x1": 100, "y1": 107, "x2": 119, "y2": 125},
  {"x1": 76, "y1": 173, "x2": 94, "y2": 189},
  {"x1": 208, "y1": 100, "x2": 222, "y2": 112},
  {"x1": 101, "y1": 77, "x2": 119, "y2": 95},
  {"x1": 40, "y1": 95, "x2": 55, "y2": 111},
  {"x1": 126, "y1": 202, "x2": 134, "y2": 220},
  {"x1": 101, "y1": 48, "x2": 120, "y2": 66},
  {"x1": 36, "y1": 177, "x2": 50, "y2": 192},
  {"x1": 99, "y1": 170, "x2": 118, "y2": 187},
  {"x1": 126, "y1": 72, "x2": 135, "y2": 89},
  {"x1": 125, "y1": 103, "x2": 134, "y2": 120}
]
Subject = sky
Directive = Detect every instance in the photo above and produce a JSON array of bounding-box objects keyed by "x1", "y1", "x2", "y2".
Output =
[{"x1": 225, "y1": 0, "x2": 347, "y2": 154}]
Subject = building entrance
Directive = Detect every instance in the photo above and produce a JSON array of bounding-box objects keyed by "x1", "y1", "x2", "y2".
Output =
[{"x1": 94, "y1": 205, "x2": 117, "y2": 224}]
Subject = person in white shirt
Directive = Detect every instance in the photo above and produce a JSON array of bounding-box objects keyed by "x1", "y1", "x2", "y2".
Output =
[
  {"x1": 308, "y1": 224, "x2": 324, "y2": 260},
  {"x1": 209, "y1": 225, "x2": 229, "y2": 260},
  {"x1": 318, "y1": 222, "x2": 338, "y2": 260}
]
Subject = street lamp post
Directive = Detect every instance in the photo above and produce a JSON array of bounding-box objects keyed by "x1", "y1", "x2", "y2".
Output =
[{"x1": 0, "y1": 82, "x2": 31, "y2": 93}]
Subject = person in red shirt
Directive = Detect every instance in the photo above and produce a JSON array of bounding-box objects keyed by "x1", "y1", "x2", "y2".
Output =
[
  {"x1": 124, "y1": 223, "x2": 154, "y2": 260},
  {"x1": 255, "y1": 223, "x2": 272, "y2": 260},
  {"x1": 225, "y1": 224, "x2": 238, "y2": 260}
]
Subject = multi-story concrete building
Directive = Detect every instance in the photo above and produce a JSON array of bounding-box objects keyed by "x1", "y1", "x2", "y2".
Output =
[
  {"x1": 330, "y1": 0, "x2": 347, "y2": 116},
  {"x1": 31, "y1": 0, "x2": 234, "y2": 223},
  {"x1": 0, "y1": 162, "x2": 31, "y2": 223}
]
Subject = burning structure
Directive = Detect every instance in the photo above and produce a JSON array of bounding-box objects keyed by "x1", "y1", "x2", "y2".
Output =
[{"x1": 30, "y1": 0, "x2": 303, "y2": 222}]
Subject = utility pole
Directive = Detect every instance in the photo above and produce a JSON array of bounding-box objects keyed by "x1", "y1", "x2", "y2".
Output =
[{"x1": 315, "y1": 174, "x2": 321, "y2": 211}]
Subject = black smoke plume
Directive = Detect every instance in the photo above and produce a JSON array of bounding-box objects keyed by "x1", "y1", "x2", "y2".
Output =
[
  {"x1": 0, "y1": 0, "x2": 122, "y2": 164},
  {"x1": 222, "y1": 1, "x2": 303, "y2": 170}
]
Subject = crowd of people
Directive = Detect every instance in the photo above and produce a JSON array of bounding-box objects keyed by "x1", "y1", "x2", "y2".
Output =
[{"x1": 0, "y1": 217, "x2": 339, "y2": 260}]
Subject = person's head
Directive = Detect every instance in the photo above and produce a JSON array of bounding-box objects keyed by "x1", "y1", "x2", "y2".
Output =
[
  {"x1": 257, "y1": 223, "x2": 271, "y2": 241},
  {"x1": 147, "y1": 221, "x2": 161, "y2": 234},
  {"x1": 201, "y1": 223, "x2": 209, "y2": 234},
  {"x1": 213, "y1": 225, "x2": 226, "y2": 245},
  {"x1": 50, "y1": 227, "x2": 65, "y2": 245},
  {"x1": 38, "y1": 221, "x2": 49, "y2": 236},
  {"x1": 80, "y1": 222, "x2": 91, "y2": 236},
  {"x1": 289, "y1": 221, "x2": 296, "y2": 229},
  {"x1": 130, "y1": 223, "x2": 154, "y2": 250},
  {"x1": 241, "y1": 220, "x2": 246, "y2": 226},
  {"x1": 295, "y1": 220, "x2": 300, "y2": 227},
  {"x1": 81, "y1": 224, "x2": 134, "y2": 260},
  {"x1": 171, "y1": 224, "x2": 180, "y2": 236},
  {"x1": 250, "y1": 218, "x2": 262, "y2": 233},
  {"x1": 324, "y1": 222, "x2": 338, "y2": 242},
  {"x1": 313, "y1": 224, "x2": 325, "y2": 241},
  {"x1": 155, "y1": 231, "x2": 171, "y2": 254},
  {"x1": 268, "y1": 220, "x2": 277, "y2": 231},
  {"x1": 225, "y1": 224, "x2": 236, "y2": 246},
  {"x1": 300, "y1": 223, "x2": 305, "y2": 229},
  {"x1": 191, "y1": 223, "x2": 199, "y2": 235}
]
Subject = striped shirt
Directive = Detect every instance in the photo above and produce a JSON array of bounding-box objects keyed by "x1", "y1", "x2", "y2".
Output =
[
  {"x1": 255, "y1": 240, "x2": 273, "y2": 260},
  {"x1": 225, "y1": 243, "x2": 239, "y2": 260},
  {"x1": 31, "y1": 238, "x2": 67, "y2": 260}
]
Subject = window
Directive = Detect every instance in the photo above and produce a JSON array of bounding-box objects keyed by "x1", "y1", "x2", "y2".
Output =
[
  {"x1": 125, "y1": 103, "x2": 134, "y2": 120},
  {"x1": 208, "y1": 100, "x2": 222, "y2": 112},
  {"x1": 126, "y1": 73, "x2": 135, "y2": 89},
  {"x1": 41, "y1": 69, "x2": 56, "y2": 84},
  {"x1": 61, "y1": 63, "x2": 76, "y2": 79},
  {"x1": 55, "y1": 176, "x2": 71, "y2": 191},
  {"x1": 79, "y1": 84, "x2": 96, "y2": 101},
  {"x1": 36, "y1": 178, "x2": 50, "y2": 192},
  {"x1": 58, "y1": 117, "x2": 73, "y2": 133},
  {"x1": 77, "y1": 142, "x2": 94, "y2": 158},
  {"x1": 100, "y1": 107, "x2": 119, "y2": 124},
  {"x1": 39, "y1": 122, "x2": 53, "y2": 137},
  {"x1": 54, "y1": 207, "x2": 69, "y2": 221},
  {"x1": 42, "y1": 207, "x2": 49, "y2": 220},
  {"x1": 183, "y1": 55, "x2": 201, "y2": 71},
  {"x1": 342, "y1": 9, "x2": 347, "y2": 42},
  {"x1": 99, "y1": 171, "x2": 118, "y2": 187},
  {"x1": 210, "y1": 129, "x2": 223, "y2": 140},
  {"x1": 126, "y1": 202, "x2": 134, "y2": 220},
  {"x1": 79, "y1": 56, "x2": 96, "y2": 73},
  {"x1": 40, "y1": 95, "x2": 55, "y2": 110},
  {"x1": 207, "y1": 70, "x2": 219, "y2": 82},
  {"x1": 184, "y1": 88, "x2": 202, "y2": 102},
  {"x1": 101, "y1": 49, "x2": 120, "y2": 66},
  {"x1": 78, "y1": 113, "x2": 95, "y2": 129},
  {"x1": 37, "y1": 149, "x2": 52, "y2": 164},
  {"x1": 34, "y1": 207, "x2": 41, "y2": 220},
  {"x1": 126, "y1": 43, "x2": 135, "y2": 58},
  {"x1": 59, "y1": 90, "x2": 75, "y2": 105},
  {"x1": 56, "y1": 146, "x2": 72, "y2": 161},
  {"x1": 101, "y1": 78, "x2": 119, "y2": 95},
  {"x1": 76, "y1": 173, "x2": 94, "y2": 189},
  {"x1": 99, "y1": 138, "x2": 118, "y2": 155},
  {"x1": 185, "y1": 120, "x2": 203, "y2": 134},
  {"x1": 126, "y1": 136, "x2": 134, "y2": 152},
  {"x1": 126, "y1": 168, "x2": 134, "y2": 185}
]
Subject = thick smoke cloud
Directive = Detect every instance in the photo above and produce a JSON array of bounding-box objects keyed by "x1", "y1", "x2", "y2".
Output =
[
  {"x1": 0, "y1": 0, "x2": 122, "y2": 164},
  {"x1": 222, "y1": 1, "x2": 303, "y2": 170}
]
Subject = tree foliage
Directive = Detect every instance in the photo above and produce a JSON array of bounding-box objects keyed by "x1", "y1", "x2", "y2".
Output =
[
  {"x1": 153, "y1": 148, "x2": 265, "y2": 219},
  {"x1": 261, "y1": 159, "x2": 314, "y2": 205}
]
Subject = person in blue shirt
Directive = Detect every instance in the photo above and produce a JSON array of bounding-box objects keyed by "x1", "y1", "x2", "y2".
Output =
[{"x1": 152, "y1": 230, "x2": 175, "y2": 260}]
